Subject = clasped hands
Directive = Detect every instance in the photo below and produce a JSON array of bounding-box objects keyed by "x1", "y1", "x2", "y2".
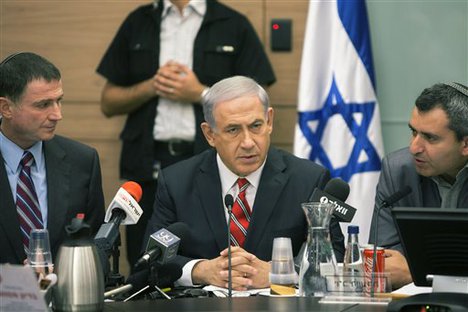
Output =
[
  {"x1": 152, "y1": 60, "x2": 205, "y2": 103},
  {"x1": 192, "y1": 246, "x2": 271, "y2": 291}
]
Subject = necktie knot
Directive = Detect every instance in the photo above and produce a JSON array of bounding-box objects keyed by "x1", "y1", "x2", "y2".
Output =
[
  {"x1": 20, "y1": 151, "x2": 34, "y2": 168},
  {"x1": 237, "y1": 178, "x2": 249, "y2": 190}
]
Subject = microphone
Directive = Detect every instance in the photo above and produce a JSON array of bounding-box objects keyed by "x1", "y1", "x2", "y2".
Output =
[
  {"x1": 381, "y1": 185, "x2": 412, "y2": 208},
  {"x1": 224, "y1": 194, "x2": 234, "y2": 298},
  {"x1": 94, "y1": 181, "x2": 143, "y2": 253},
  {"x1": 308, "y1": 178, "x2": 356, "y2": 222},
  {"x1": 135, "y1": 222, "x2": 189, "y2": 269},
  {"x1": 104, "y1": 263, "x2": 183, "y2": 300},
  {"x1": 370, "y1": 186, "x2": 412, "y2": 296},
  {"x1": 134, "y1": 263, "x2": 183, "y2": 301}
]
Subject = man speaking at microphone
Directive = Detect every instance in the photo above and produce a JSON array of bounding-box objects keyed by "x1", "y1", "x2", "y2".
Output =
[
  {"x1": 0, "y1": 52, "x2": 105, "y2": 265},
  {"x1": 144, "y1": 76, "x2": 345, "y2": 290},
  {"x1": 369, "y1": 82, "x2": 468, "y2": 289}
]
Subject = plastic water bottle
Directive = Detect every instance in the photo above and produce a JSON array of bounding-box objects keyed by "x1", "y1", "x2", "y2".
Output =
[
  {"x1": 343, "y1": 225, "x2": 363, "y2": 275},
  {"x1": 343, "y1": 225, "x2": 364, "y2": 293}
]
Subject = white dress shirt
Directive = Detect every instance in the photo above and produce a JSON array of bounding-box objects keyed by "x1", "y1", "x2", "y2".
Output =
[
  {"x1": 153, "y1": 0, "x2": 206, "y2": 142},
  {"x1": 0, "y1": 131, "x2": 48, "y2": 227}
]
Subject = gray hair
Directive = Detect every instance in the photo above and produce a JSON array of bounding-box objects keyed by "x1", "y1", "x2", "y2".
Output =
[
  {"x1": 415, "y1": 82, "x2": 468, "y2": 141},
  {"x1": 202, "y1": 76, "x2": 269, "y2": 128}
]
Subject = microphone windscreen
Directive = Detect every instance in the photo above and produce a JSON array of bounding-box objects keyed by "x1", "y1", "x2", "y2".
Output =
[
  {"x1": 155, "y1": 262, "x2": 183, "y2": 288},
  {"x1": 324, "y1": 178, "x2": 350, "y2": 202},
  {"x1": 127, "y1": 263, "x2": 183, "y2": 289},
  {"x1": 224, "y1": 194, "x2": 234, "y2": 208},
  {"x1": 384, "y1": 185, "x2": 412, "y2": 207},
  {"x1": 122, "y1": 181, "x2": 143, "y2": 202},
  {"x1": 126, "y1": 268, "x2": 150, "y2": 290}
]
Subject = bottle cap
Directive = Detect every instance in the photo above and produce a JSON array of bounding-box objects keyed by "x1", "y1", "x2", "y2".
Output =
[{"x1": 347, "y1": 225, "x2": 359, "y2": 234}]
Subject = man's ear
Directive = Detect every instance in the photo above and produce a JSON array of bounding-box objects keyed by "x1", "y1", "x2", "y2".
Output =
[
  {"x1": 462, "y1": 136, "x2": 468, "y2": 157},
  {"x1": 0, "y1": 97, "x2": 13, "y2": 119},
  {"x1": 266, "y1": 107, "x2": 274, "y2": 134},
  {"x1": 201, "y1": 122, "x2": 216, "y2": 147}
]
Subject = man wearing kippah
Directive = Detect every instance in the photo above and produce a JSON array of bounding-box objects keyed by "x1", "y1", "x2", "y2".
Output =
[{"x1": 369, "y1": 82, "x2": 468, "y2": 289}]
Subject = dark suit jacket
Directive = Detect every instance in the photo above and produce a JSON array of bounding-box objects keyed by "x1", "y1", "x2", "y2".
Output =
[
  {"x1": 0, "y1": 135, "x2": 105, "y2": 264},
  {"x1": 145, "y1": 147, "x2": 345, "y2": 269},
  {"x1": 369, "y1": 147, "x2": 468, "y2": 253}
]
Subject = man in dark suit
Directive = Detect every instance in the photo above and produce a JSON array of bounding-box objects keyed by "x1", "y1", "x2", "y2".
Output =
[
  {"x1": 96, "y1": 0, "x2": 276, "y2": 268},
  {"x1": 0, "y1": 52, "x2": 105, "y2": 265},
  {"x1": 145, "y1": 76, "x2": 344, "y2": 290},
  {"x1": 369, "y1": 82, "x2": 468, "y2": 289}
]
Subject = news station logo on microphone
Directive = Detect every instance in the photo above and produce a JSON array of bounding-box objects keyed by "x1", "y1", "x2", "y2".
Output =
[
  {"x1": 309, "y1": 188, "x2": 356, "y2": 223},
  {"x1": 104, "y1": 182, "x2": 143, "y2": 225},
  {"x1": 146, "y1": 228, "x2": 180, "y2": 265}
]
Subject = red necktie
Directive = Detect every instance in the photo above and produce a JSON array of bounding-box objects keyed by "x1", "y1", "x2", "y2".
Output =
[
  {"x1": 16, "y1": 151, "x2": 43, "y2": 251},
  {"x1": 230, "y1": 178, "x2": 251, "y2": 247}
]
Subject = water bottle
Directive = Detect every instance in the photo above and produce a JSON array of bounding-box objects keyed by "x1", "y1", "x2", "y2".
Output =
[
  {"x1": 343, "y1": 225, "x2": 364, "y2": 293},
  {"x1": 343, "y1": 225, "x2": 363, "y2": 274}
]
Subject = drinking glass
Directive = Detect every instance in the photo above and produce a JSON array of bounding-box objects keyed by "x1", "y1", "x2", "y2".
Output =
[{"x1": 28, "y1": 229, "x2": 54, "y2": 278}]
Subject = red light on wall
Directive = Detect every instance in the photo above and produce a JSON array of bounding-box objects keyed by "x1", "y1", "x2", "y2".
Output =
[{"x1": 272, "y1": 23, "x2": 280, "y2": 30}]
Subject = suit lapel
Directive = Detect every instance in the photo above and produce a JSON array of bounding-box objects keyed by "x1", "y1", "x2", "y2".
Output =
[
  {"x1": 0, "y1": 151, "x2": 25, "y2": 262},
  {"x1": 196, "y1": 150, "x2": 228, "y2": 250},
  {"x1": 44, "y1": 139, "x2": 71, "y2": 248},
  {"x1": 244, "y1": 148, "x2": 288, "y2": 253}
]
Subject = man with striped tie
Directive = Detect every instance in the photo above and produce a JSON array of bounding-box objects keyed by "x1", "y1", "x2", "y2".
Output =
[
  {"x1": 0, "y1": 52, "x2": 105, "y2": 265},
  {"x1": 144, "y1": 76, "x2": 344, "y2": 290}
]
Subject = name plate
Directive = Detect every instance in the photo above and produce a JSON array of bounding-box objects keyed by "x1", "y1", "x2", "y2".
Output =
[{"x1": 0, "y1": 264, "x2": 48, "y2": 312}]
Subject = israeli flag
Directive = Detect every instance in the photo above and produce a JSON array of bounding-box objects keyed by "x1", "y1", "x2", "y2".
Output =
[{"x1": 294, "y1": 0, "x2": 384, "y2": 243}]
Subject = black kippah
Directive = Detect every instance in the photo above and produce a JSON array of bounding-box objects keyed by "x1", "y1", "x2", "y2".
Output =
[{"x1": 444, "y1": 82, "x2": 468, "y2": 97}]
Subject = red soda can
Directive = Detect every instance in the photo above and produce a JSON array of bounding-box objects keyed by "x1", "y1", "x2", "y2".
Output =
[{"x1": 363, "y1": 245, "x2": 385, "y2": 294}]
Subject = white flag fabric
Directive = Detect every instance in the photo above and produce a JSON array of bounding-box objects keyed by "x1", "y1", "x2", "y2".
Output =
[{"x1": 294, "y1": 0, "x2": 384, "y2": 243}]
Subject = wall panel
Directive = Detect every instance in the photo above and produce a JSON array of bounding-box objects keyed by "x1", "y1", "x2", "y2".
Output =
[{"x1": 1, "y1": 0, "x2": 307, "y2": 276}]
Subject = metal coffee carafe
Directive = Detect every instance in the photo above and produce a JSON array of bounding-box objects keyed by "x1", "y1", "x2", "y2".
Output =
[{"x1": 53, "y1": 214, "x2": 104, "y2": 311}]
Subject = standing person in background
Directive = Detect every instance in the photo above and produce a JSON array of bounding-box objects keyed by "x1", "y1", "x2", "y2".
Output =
[
  {"x1": 369, "y1": 82, "x2": 468, "y2": 289},
  {"x1": 0, "y1": 52, "x2": 105, "y2": 265},
  {"x1": 96, "y1": 0, "x2": 275, "y2": 268}
]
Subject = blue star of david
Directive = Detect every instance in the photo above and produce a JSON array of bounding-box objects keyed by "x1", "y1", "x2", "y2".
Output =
[{"x1": 298, "y1": 77, "x2": 381, "y2": 182}]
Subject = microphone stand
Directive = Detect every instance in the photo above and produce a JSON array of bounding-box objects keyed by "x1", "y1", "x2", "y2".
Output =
[
  {"x1": 106, "y1": 235, "x2": 125, "y2": 287},
  {"x1": 370, "y1": 203, "x2": 384, "y2": 297},
  {"x1": 148, "y1": 264, "x2": 172, "y2": 300},
  {"x1": 224, "y1": 194, "x2": 234, "y2": 298},
  {"x1": 227, "y1": 205, "x2": 233, "y2": 298},
  {"x1": 370, "y1": 186, "x2": 412, "y2": 297}
]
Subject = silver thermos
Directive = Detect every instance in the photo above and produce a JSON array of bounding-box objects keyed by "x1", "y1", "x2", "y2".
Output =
[{"x1": 53, "y1": 214, "x2": 104, "y2": 311}]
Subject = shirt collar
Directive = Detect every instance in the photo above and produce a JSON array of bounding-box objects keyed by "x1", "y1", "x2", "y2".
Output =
[
  {"x1": 217, "y1": 153, "x2": 266, "y2": 195},
  {"x1": 0, "y1": 131, "x2": 44, "y2": 173},
  {"x1": 159, "y1": 0, "x2": 206, "y2": 18},
  {"x1": 431, "y1": 161, "x2": 468, "y2": 187}
]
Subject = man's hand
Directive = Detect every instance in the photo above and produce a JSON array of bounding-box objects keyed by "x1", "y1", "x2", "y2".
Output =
[
  {"x1": 219, "y1": 247, "x2": 271, "y2": 290},
  {"x1": 191, "y1": 257, "x2": 231, "y2": 288},
  {"x1": 153, "y1": 61, "x2": 205, "y2": 103},
  {"x1": 384, "y1": 249, "x2": 412, "y2": 289}
]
